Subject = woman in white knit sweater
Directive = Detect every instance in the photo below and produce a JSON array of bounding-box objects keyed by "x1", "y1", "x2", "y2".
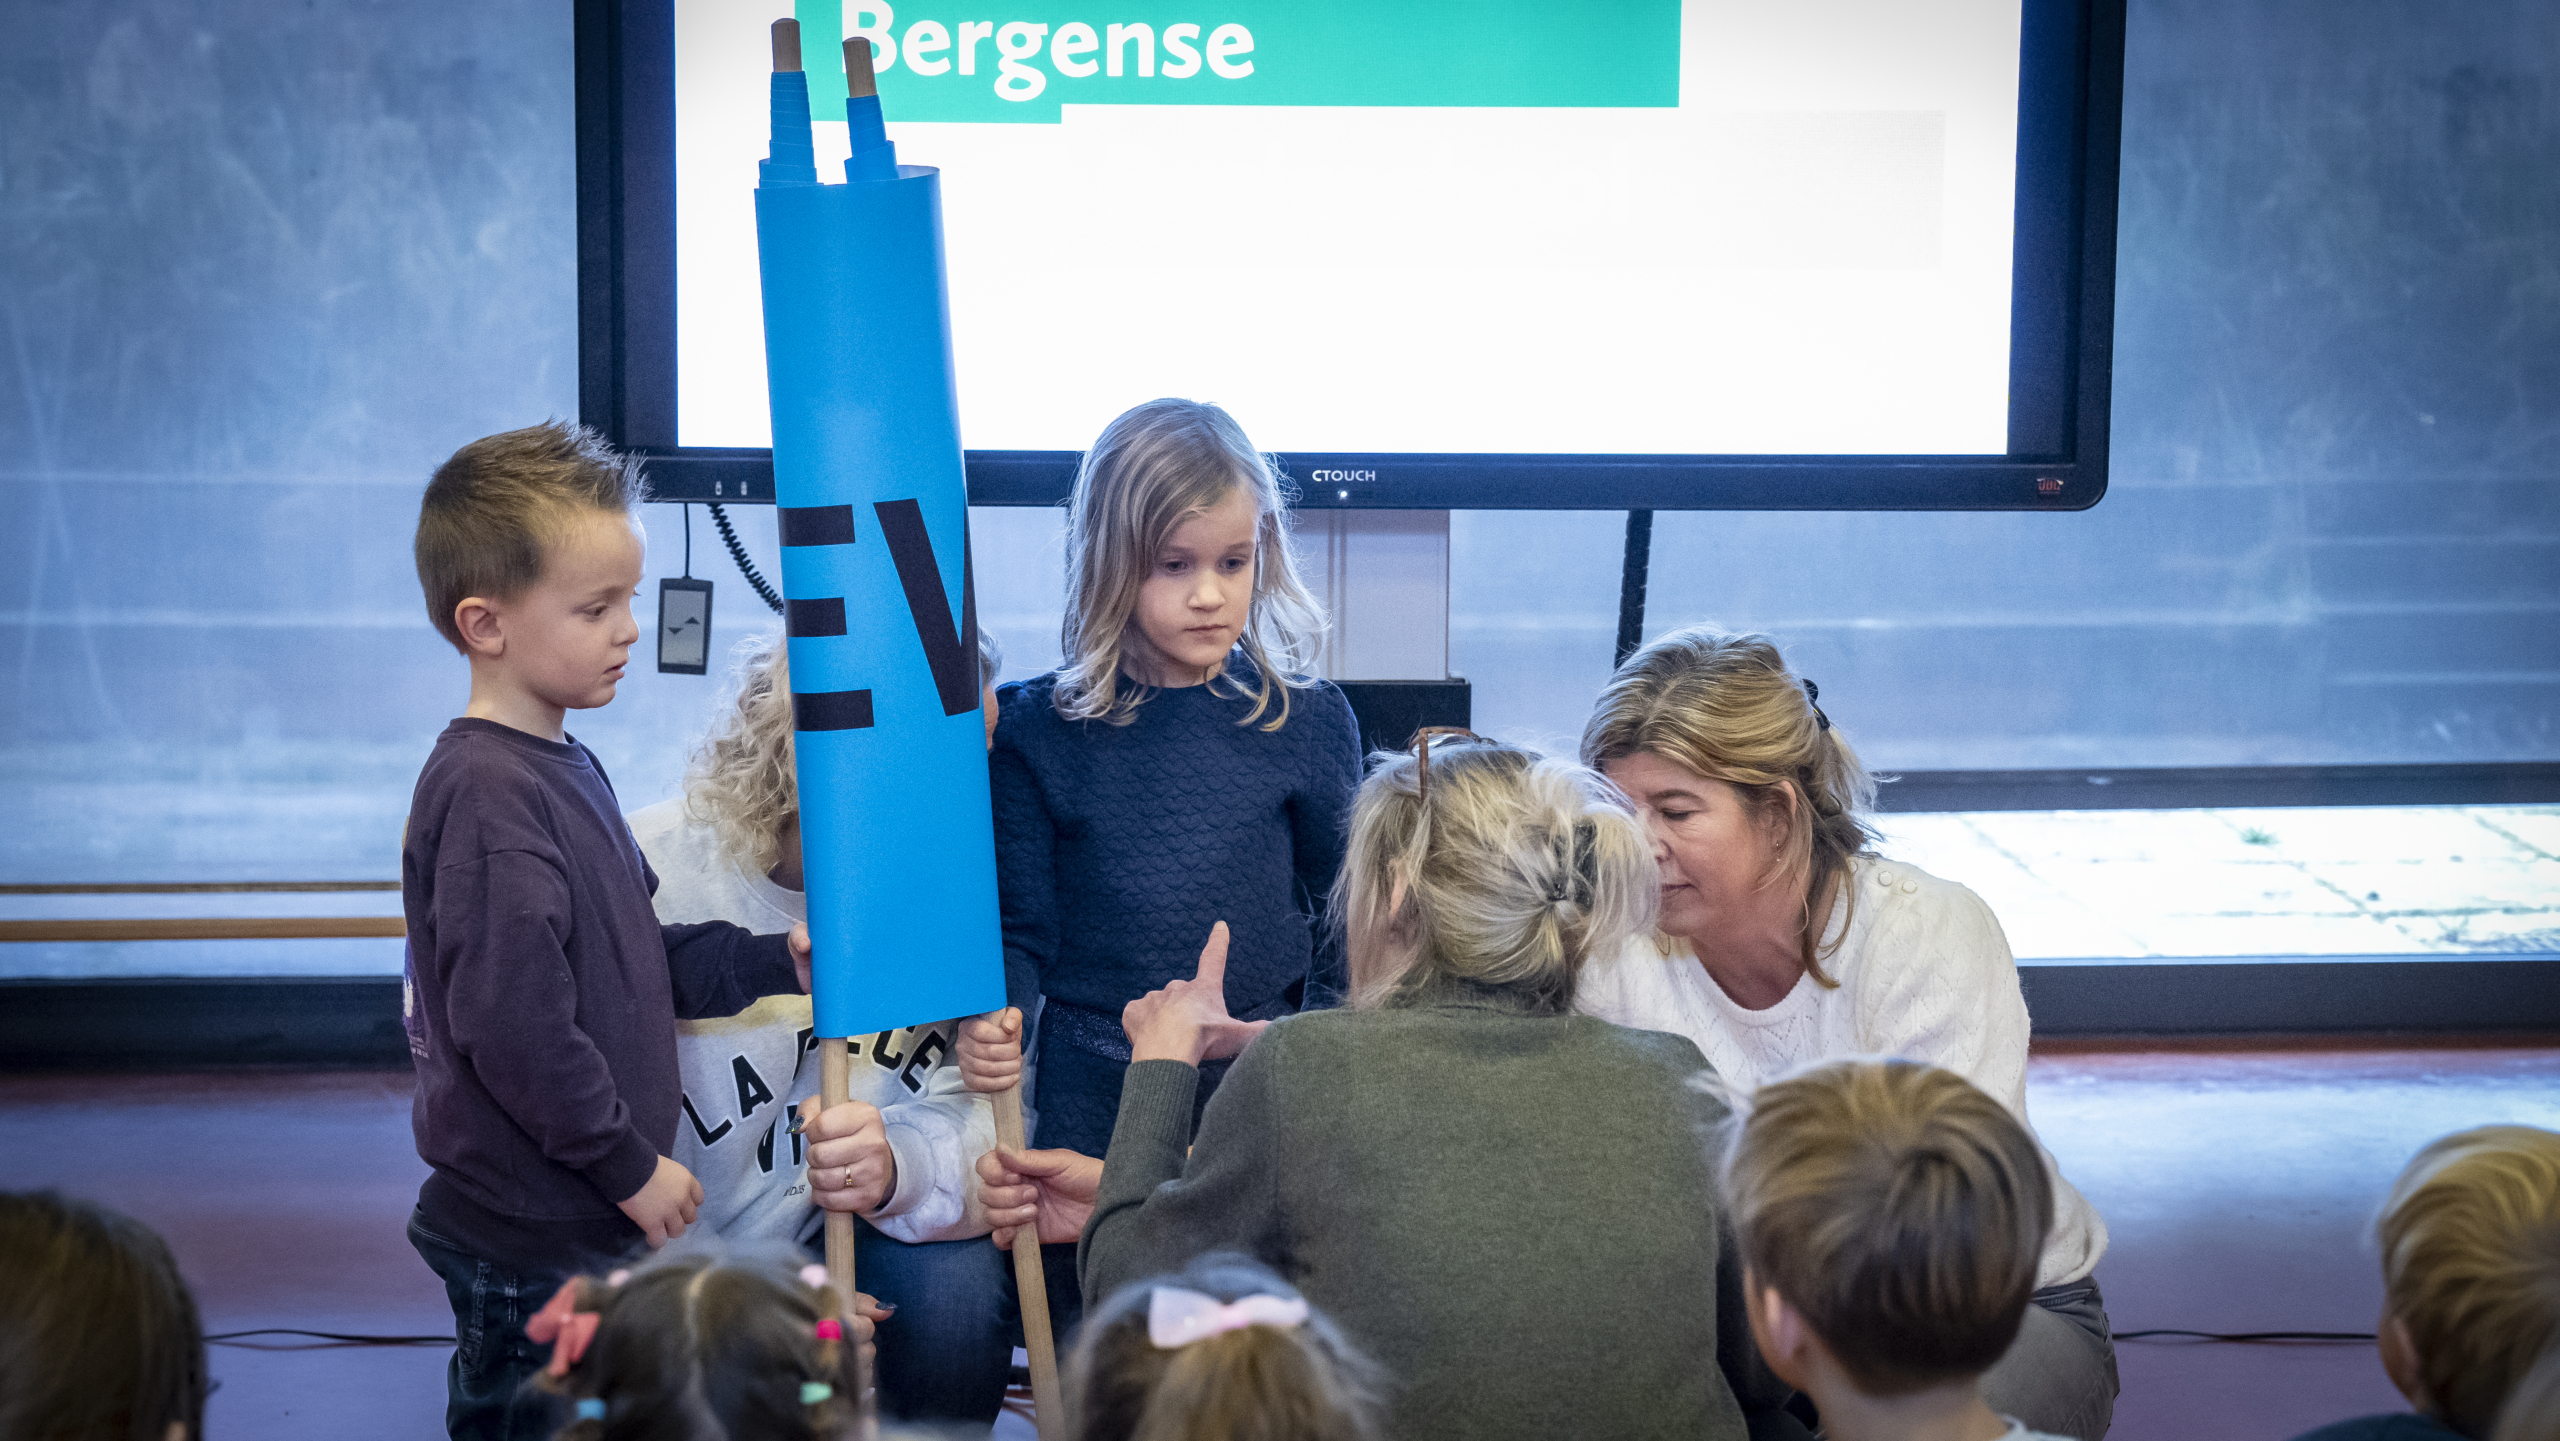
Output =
[{"x1": 1574, "y1": 626, "x2": 2118, "y2": 1440}]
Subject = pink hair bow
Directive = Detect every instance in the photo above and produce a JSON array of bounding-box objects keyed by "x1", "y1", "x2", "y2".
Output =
[
  {"x1": 526, "y1": 1279, "x2": 601, "y2": 1378},
  {"x1": 1146, "y1": 1286, "x2": 1310, "y2": 1349}
]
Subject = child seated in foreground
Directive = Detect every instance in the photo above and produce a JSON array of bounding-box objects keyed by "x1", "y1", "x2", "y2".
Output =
[
  {"x1": 1723, "y1": 1058, "x2": 2076, "y2": 1441},
  {"x1": 0, "y1": 1190, "x2": 207, "y2": 1441},
  {"x1": 404, "y1": 422, "x2": 812, "y2": 1439},
  {"x1": 1067, "y1": 1251, "x2": 1383, "y2": 1441},
  {"x1": 528, "y1": 1251, "x2": 878, "y2": 1440},
  {"x1": 2289, "y1": 1125, "x2": 2560, "y2": 1441},
  {"x1": 626, "y1": 628, "x2": 1014, "y2": 1424}
]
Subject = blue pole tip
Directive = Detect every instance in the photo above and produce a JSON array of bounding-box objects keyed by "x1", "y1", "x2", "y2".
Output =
[{"x1": 764, "y1": 71, "x2": 816, "y2": 187}]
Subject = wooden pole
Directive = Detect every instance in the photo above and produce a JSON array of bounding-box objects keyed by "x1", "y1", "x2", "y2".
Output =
[
  {"x1": 844, "y1": 34, "x2": 878, "y2": 97},
  {"x1": 989, "y1": 1071, "x2": 1066, "y2": 1441},
  {"x1": 819, "y1": 1039, "x2": 878, "y2": 1440}
]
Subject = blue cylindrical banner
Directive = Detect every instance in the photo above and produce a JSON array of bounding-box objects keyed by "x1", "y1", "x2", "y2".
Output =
[{"x1": 755, "y1": 146, "x2": 1004, "y2": 1039}]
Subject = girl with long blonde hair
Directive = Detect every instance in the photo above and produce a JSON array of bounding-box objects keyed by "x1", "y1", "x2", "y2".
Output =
[{"x1": 985, "y1": 398, "x2": 1362, "y2": 1178}]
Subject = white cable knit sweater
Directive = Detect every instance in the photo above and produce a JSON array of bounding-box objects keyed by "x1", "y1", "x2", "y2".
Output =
[
  {"x1": 628, "y1": 799, "x2": 994, "y2": 1249},
  {"x1": 1576, "y1": 855, "x2": 2107, "y2": 1289}
]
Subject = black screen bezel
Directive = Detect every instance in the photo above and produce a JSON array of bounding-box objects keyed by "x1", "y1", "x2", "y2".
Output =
[{"x1": 576, "y1": 0, "x2": 2124, "y2": 510}]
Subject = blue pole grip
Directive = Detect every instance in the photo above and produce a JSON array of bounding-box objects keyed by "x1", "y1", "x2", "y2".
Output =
[
  {"x1": 754, "y1": 162, "x2": 1004, "y2": 1040},
  {"x1": 760, "y1": 71, "x2": 816, "y2": 188},
  {"x1": 845, "y1": 94, "x2": 898, "y2": 183}
]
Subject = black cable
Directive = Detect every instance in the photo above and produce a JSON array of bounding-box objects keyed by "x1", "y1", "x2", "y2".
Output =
[
  {"x1": 709, "y1": 502, "x2": 784, "y2": 614},
  {"x1": 683, "y1": 502, "x2": 693, "y2": 578},
  {"x1": 207, "y1": 1328, "x2": 454, "y2": 1348},
  {"x1": 1614, "y1": 509, "x2": 1654, "y2": 669},
  {"x1": 198, "y1": 1322, "x2": 2372, "y2": 1352},
  {"x1": 2119, "y1": 1341, "x2": 2375, "y2": 1351}
]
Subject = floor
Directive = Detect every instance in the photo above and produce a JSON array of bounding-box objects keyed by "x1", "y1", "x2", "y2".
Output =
[
  {"x1": 1, "y1": 1042, "x2": 2554, "y2": 1440},
  {"x1": 8, "y1": 804, "x2": 2554, "y2": 980}
]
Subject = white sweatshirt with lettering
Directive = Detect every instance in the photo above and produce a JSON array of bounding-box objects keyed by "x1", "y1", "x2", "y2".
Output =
[
  {"x1": 1576, "y1": 855, "x2": 2106, "y2": 1290},
  {"x1": 628, "y1": 799, "x2": 995, "y2": 1248}
]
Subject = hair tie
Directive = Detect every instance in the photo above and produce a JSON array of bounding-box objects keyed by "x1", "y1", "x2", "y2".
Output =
[
  {"x1": 527, "y1": 1279, "x2": 601, "y2": 1378},
  {"x1": 799, "y1": 1263, "x2": 832, "y2": 1291},
  {"x1": 1802, "y1": 678, "x2": 1831, "y2": 732},
  {"x1": 814, "y1": 1318, "x2": 843, "y2": 1341},
  {"x1": 1543, "y1": 818, "x2": 1597, "y2": 906},
  {"x1": 800, "y1": 1382, "x2": 835, "y2": 1405},
  {"x1": 575, "y1": 1398, "x2": 606, "y2": 1422},
  {"x1": 1147, "y1": 1286, "x2": 1311, "y2": 1349}
]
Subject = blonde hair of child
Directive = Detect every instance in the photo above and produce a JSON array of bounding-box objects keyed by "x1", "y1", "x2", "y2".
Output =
[
  {"x1": 2378, "y1": 1124, "x2": 2560, "y2": 1438},
  {"x1": 1056, "y1": 398, "x2": 1324, "y2": 730},
  {"x1": 683, "y1": 628, "x2": 1004, "y2": 876},
  {"x1": 683, "y1": 633, "x2": 798, "y2": 876},
  {"x1": 1722, "y1": 1059, "x2": 2053, "y2": 1396},
  {"x1": 415, "y1": 420, "x2": 646, "y2": 653},
  {"x1": 1334, "y1": 736, "x2": 1657, "y2": 1014},
  {"x1": 1580, "y1": 624, "x2": 1878, "y2": 986},
  {"x1": 1067, "y1": 1253, "x2": 1384, "y2": 1441}
]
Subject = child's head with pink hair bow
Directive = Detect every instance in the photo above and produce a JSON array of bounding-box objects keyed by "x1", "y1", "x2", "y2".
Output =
[
  {"x1": 536, "y1": 1251, "x2": 873, "y2": 1440},
  {"x1": 1067, "y1": 1251, "x2": 1383, "y2": 1441}
]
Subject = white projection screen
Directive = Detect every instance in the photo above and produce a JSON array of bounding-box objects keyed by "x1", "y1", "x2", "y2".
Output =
[{"x1": 578, "y1": 0, "x2": 2123, "y2": 508}]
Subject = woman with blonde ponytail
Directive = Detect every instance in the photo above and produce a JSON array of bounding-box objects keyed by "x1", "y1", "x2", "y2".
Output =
[
  {"x1": 985, "y1": 734, "x2": 1800, "y2": 1441},
  {"x1": 1576, "y1": 625, "x2": 2117, "y2": 1438}
]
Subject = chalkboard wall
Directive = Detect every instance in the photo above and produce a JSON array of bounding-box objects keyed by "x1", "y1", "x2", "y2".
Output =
[{"x1": 1, "y1": 0, "x2": 2553, "y2": 899}]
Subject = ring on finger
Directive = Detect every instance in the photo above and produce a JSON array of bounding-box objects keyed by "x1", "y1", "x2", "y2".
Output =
[{"x1": 842, "y1": 1163, "x2": 857, "y2": 1191}]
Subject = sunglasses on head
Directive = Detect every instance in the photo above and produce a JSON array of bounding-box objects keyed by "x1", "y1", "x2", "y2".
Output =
[{"x1": 1409, "y1": 726, "x2": 1482, "y2": 804}]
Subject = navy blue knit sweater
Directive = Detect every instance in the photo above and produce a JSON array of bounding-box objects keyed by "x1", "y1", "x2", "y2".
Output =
[{"x1": 991, "y1": 659, "x2": 1361, "y2": 1148}]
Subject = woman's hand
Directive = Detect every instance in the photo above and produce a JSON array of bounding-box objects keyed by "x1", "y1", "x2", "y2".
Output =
[
  {"x1": 958, "y1": 1007, "x2": 1024, "y2": 1093},
  {"x1": 797, "y1": 1096, "x2": 897, "y2": 1214},
  {"x1": 1122, "y1": 922, "x2": 1268, "y2": 1066},
  {"x1": 975, "y1": 1146, "x2": 1103, "y2": 1250}
]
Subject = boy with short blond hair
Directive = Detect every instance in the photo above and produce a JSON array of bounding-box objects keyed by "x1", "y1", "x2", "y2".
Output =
[
  {"x1": 402, "y1": 421, "x2": 812, "y2": 1440},
  {"x1": 2291, "y1": 1124, "x2": 2560, "y2": 1441},
  {"x1": 1724, "y1": 1058, "x2": 2082, "y2": 1441}
]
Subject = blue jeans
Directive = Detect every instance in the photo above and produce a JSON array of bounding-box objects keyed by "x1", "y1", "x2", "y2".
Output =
[
  {"x1": 407, "y1": 1211, "x2": 569, "y2": 1441},
  {"x1": 842, "y1": 1220, "x2": 1085, "y2": 1428}
]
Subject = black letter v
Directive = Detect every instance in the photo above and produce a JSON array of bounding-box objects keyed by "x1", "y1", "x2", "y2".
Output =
[{"x1": 873, "y1": 499, "x2": 981, "y2": 717}]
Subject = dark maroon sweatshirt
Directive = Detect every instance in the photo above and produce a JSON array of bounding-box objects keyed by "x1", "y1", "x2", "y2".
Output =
[{"x1": 402, "y1": 718, "x2": 799, "y2": 1270}]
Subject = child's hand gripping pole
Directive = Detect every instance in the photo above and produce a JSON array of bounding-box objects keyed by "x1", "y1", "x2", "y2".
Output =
[{"x1": 959, "y1": 1008, "x2": 1064, "y2": 1441}]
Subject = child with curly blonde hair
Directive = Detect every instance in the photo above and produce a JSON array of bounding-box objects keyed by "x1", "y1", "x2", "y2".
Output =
[{"x1": 624, "y1": 628, "x2": 1013, "y2": 1426}]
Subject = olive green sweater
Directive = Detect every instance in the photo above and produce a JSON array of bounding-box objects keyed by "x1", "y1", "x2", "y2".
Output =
[{"x1": 1080, "y1": 994, "x2": 1798, "y2": 1441}]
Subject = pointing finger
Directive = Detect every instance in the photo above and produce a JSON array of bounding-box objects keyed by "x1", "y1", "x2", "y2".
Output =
[{"x1": 1193, "y1": 920, "x2": 1231, "y2": 988}]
